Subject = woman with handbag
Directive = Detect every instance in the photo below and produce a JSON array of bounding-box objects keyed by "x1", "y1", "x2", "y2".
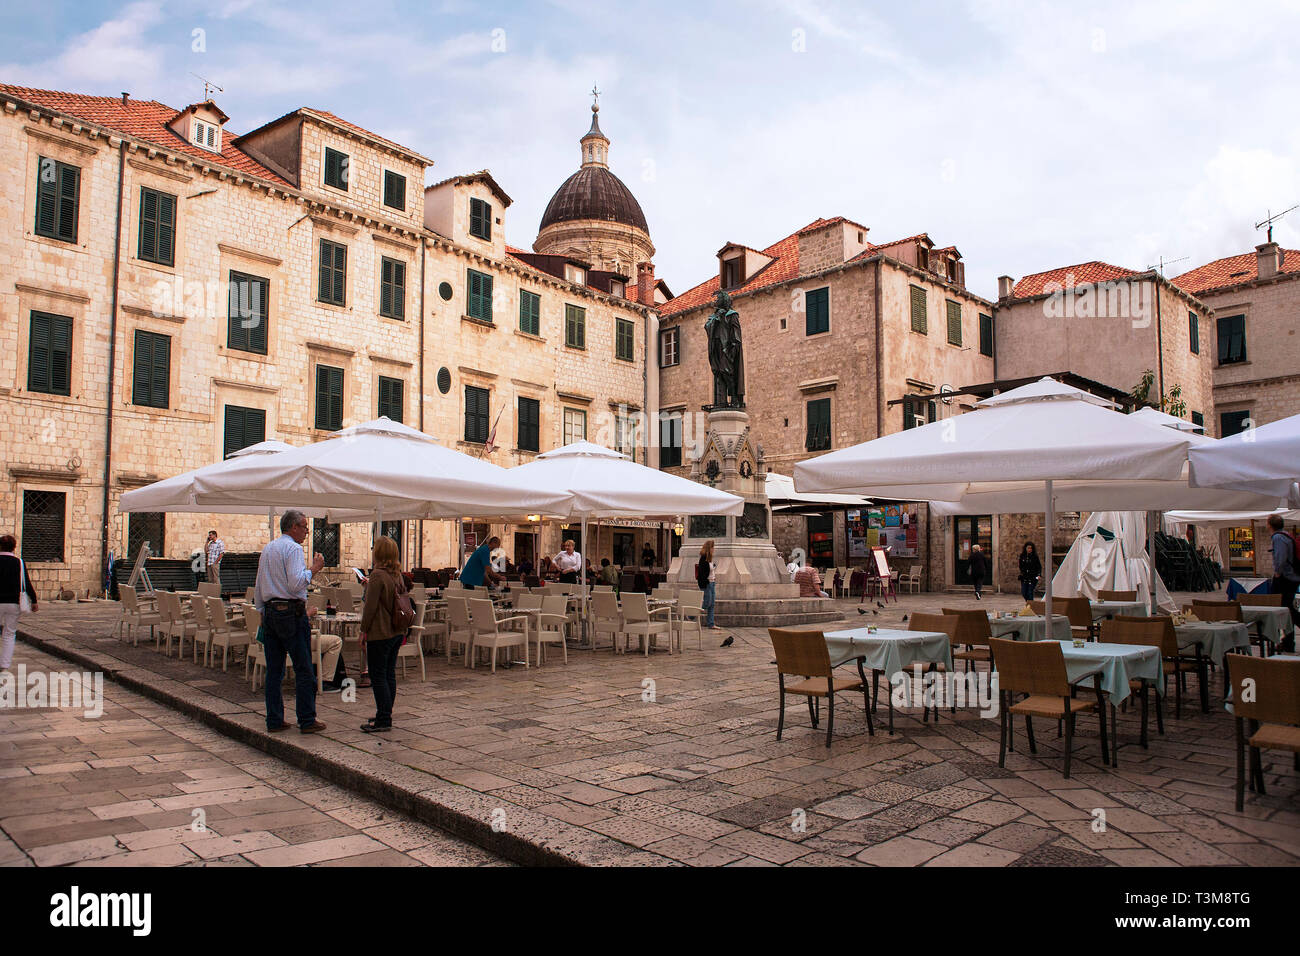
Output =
[
  {"x1": 0, "y1": 534, "x2": 38, "y2": 671},
  {"x1": 358, "y1": 536, "x2": 413, "y2": 733},
  {"x1": 696, "y1": 539, "x2": 718, "y2": 629}
]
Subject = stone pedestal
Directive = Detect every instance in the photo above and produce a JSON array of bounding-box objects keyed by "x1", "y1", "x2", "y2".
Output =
[{"x1": 669, "y1": 407, "x2": 840, "y2": 627}]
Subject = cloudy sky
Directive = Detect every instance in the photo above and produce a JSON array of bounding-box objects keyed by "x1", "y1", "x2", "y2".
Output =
[{"x1": 3, "y1": 0, "x2": 1298, "y2": 297}]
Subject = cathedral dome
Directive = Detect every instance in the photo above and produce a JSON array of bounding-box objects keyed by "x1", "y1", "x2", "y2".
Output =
[{"x1": 539, "y1": 165, "x2": 650, "y2": 234}]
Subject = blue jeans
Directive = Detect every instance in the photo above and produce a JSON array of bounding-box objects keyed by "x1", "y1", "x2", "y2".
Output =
[
  {"x1": 702, "y1": 582, "x2": 716, "y2": 627},
  {"x1": 1020, "y1": 579, "x2": 1036, "y2": 601},
  {"x1": 262, "y1": 604, "x2": 316, "y2": 729},
  {"x1": 366, "y1": 634, "x2": 402, "y2": 725}
]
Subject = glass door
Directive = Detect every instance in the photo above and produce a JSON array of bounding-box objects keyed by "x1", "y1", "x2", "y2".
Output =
[{"x1": 953, "y1": 516, "x2": 992, "y2": 585}]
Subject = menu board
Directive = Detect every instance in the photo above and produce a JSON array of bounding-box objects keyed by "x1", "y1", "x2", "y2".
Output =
[{"x1": 849, "y1": 505, "x2": 919, "y2": 559}]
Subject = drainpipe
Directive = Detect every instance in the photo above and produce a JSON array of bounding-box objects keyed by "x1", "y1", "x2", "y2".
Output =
[
  {"x1": 874, "y1": 258, "x2": 883, "y2": 438},
  {"x1": 1153, "y1": 277, "x2": 1165, "y2": 403},
  {"x1": 417, "y1": 237, "x2": 426, "y2": 568},
  {"x1": 100, "y1": 138, "x2": 127, "y2": 595},
  {"x1": 642, "y1": 305, "x2": 650, "y2": 466}
]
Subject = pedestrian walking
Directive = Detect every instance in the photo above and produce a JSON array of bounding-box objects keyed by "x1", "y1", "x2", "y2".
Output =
[
  {"x1": 969, "y1": 544, "x2": 987, "y2": 600},
  {"x1": 696, "y1": 539, "x2": 718, "y2": 628},
  {"x1": 1018, "y1": 541, "x2": 1042, "y2": 602},
  {"x1": 359, "y1": 536, "x2": 411, "y2": 733},
  {"x1": 204, "y1": 529, "x2": 225, "y2": 587},
  {"x1": 0, "y1": 534, "x2": 38, "y2": 671}
]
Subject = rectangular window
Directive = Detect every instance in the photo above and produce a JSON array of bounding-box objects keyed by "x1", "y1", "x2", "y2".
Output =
[
  {"x1": 902, "y1": 395, "x2": 938, "y2": 430},
  {"x1": 979, "y1": 313, "x2": 993, "y2": 357},
  {"x1": 806, "y1": 398, "x2": 831, "y2": 451},
  {"x1": 659, "y1": 327, "x2": 680, "y2": 367},
  {"x1": 378, "y1": 375, "x2": 404, "y2": 423},
  {"x1": 467, "y1": 269, "x2": 493, "y2": 322},
  {"x1": 946, "y1": 300, "x2": 962, "y2": 346},
  {"x1": 27, "y1": 311, "x2": 72, "y2": 396},
  {"x1": 132, "y1": 330, "x2": 170, "y2": 409},
  {"x1": 660, "y1": 414, "x2": 683, "y2": 468},
  {"x1": 315, "y1": 364, "x2": 344, "y2": 431},
  {"x1": 318, "y1": 239, "x2": 347, "y2": 306},
  {"x1": 1220, "y1": 410, "x2": 1251, "y2": 438},
  {"x1": 1217, "y1": 314, "x2": 1246, "y2": 365},
  {"x1": 517, "y1": 396, "x2": 540, "y2": 452},
  {"x1": 379, "y1": 256, "x2": 405, "y2": 320},
  {"x1": 565, "y1": 304, "x2": 586, "y2": 349},
  {"x1": 1191, "y1": 411, "x2": 1204, "y2": 428},
  {"x1": 910, "y1": 285, "x2": 928, "y2": 333},
  {"x1": 380, "y1": 521, "x2": 403, "y2": 560},
  {"x1": 519, "y1": 289, "x2": 540, "y2": 336},
  {"x1": 805, "y1": 287, "x2": 830, "y2": 335},
  {"x1": 137, "y1": 186, "x2": 176, "y2": 266},
  {"x1": 615, "y1": 414, "x2": 636, "y2": 462},
  {"x1": 563, "y1": 407, "x2": 586, "y2": 445},
  {"x1": 615, "y1": 317, "x2": 635, "y2": 361},
  {"x1": 35, "y1": 157, "x2": 80, "y2": 243},
  {"x1": 465, "y1": 385, "x2": 490, "y2": 444},
  {"x1": 383, "y1": 170, "x2": 406, "y2": 211},
  {"x1": 22, "y1": 490, "x2": 66, "y2": 563},
  {"x1": 722, "y1": 259, "x2": 742, "y2": 288},
  {"x1": 324, "y1": 147, "x2": 349, "y2": 191},
  {"x1": 313, "y1": 519, "x2": 340, "y2": 568},
  {"x1": 469, "y1": 197, "x2": 492, "y2": 240},
  {"x1": 223, "y1": 404, "x2": 266, "y2": 458},
  {"x1": 227, "y1": 271, "x2": 268, "y2": 354},
  {"x1": 1189, "y1": 311, "x2": 1200, "y2": 354},
  {"x1": 126, "y1": 512, "x2": 164, "y2": 564}
]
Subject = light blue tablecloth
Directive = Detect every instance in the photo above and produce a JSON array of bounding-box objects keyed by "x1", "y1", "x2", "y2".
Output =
[
  {"x1": 1054, "y1": 640, "x2": 1163, "y2": 705},
  {"x1": 823, "y1": 627, "x2": 953, "y2": 675},
  {"x1": 988, "y1": 614, "x2": 1072, "y2": 642},
  {"x1": 1175, "y1": 621, "x2": 1251, "y2": 663},
  {"x1": 1090, "y1": 600, "x2": 1148, "y2": 621},
  {"x1": 1240, "y1": 606, "x2": 1294, "y2": 642}
]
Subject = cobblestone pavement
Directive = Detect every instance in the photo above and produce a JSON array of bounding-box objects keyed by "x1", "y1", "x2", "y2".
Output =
[
  {"x1": 13, "y1": 591, "x2": 1300, "y2": 866},
  {"x1": 0, "y1": 645, "x2": 507, "y2": 867}
]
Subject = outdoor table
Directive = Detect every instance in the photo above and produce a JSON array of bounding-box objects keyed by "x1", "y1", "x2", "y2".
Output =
[
  {"x1": 988, "y1": 613, "x2": 1071, "y2": 642},
  {"x1": 1090, "y1": 600, "x2": 1148, "y2": 621},
  {"x1": 319, "y1": 611, "x2": 365, "y2": 675},
  {"x1": 823, "y1": 627, "x2": 953, "y2": 735},
  {"x1": 1239, "y1": 606, "x2": 1294, "y2": 645},
  {"x1": 1226, "y1": 577, "x2": 1269, "y2": 600},
  {"x1": 1054, "y1": 639, "x2": 1163, "y2": 766},
  {"x1": 1176, "y1": 621, "x2": 1251, "y2": 665}
]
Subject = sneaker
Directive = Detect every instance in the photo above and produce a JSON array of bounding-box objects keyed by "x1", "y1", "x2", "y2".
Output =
[
  {"x1": 298, "y1": 721, "x2": 328, "y2": 734},
  {"x1": 360, "y1": 721, "x2": 392, "y2": 733},
  {"x1": 266, "y1": 723, "x2": 290, "y2": 733},
  {"x1": 321, "y1": 681, "x2": 344, "y2": 692}
]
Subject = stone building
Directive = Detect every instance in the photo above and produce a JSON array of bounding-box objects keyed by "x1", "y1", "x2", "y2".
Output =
[
  {"x1": 656, "y1": 218, "x2": 996, "y2": 589},
  {"x1": 0, "y1": 85, "x2": 660, "y2": 595},
  {"x1": 1171, "y1": 241, "x2": 1300, "y2": 577}
]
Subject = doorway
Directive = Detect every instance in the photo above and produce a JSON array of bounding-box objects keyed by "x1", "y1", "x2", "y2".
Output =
[
  {"x1": 613, "y1": 532, "x2": 635, "y2": 568},
  {"x1": 513, "y1": 531, "x2": 535, "y2": 569},
  {"x1": 953, "y1": 515, "x2": 992, "y2": 585},
  {"x1": 807, "y1": 514, "x2": 834, "y2": 568}
]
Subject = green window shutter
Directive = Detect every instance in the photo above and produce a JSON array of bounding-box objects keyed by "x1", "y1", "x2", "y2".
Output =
[
  {"x1": 315, "y1": 365, "x2": 343, "y2": 431},
  {"x1": 324, "y1": 148, "x2": 348, "y2": 190},
  {"x1": 1189, "y1": 311, "x2": 1199, "y2": 354},
  {"x1": 660, "y1": 416, "x2": 682, "y2": 468},
  {"x1": 616, "y1": 318, "x2": 634, "y2": 361},
  {"x1": 318, "y1": 240, "x2": 331, "y2": 303},
  {"x1": 566, "y1": 304, "x2": 586, "y2": 348},
  {"x1": 28, "y1": 311, "x2": 72, "y2": 395},
  {"x1": 332, "y1": 242, "x2": 346, "y2": 305},
  {"x1": 228, "y1": 272, "x2": 268, "y2": 353},
  {"x1": 1217, "y1": 315, "x2": 1246, "y2": 364},
  {"x1": 519, "y1": 290, "x2": 540, "y2": 335},
  {"x1": 132, "y1": 330, "x2": 170, "y2": 408},
  {"x1": 35, "y1": 157, "x2": 58, "y2": 237},
  {"x1": 805, "y1": 287, "x2": 829, "y2": 335},
  {"x1": 378, "y1": 375, "x2": 404, "y2": 422},
  {"x1": 465, "y1": 385, "x2": 489, "y2": 443},
  {"x1": 317, "y1": 240, "x2": 346, "y2": 306},
  {"x1": 138, "y1": 188, "x2": 176, "y2": 266},
  {"x1": 946, "y1": 300, "x2": 962, "y2": 345},
  {"x1": 380, "y1": 257, "x2": 405, "y2": 319},
  {"x1": 383, "y1": 170, "x2": 406, "y2": 210},
  {"x1": 469, "y1": 198, "x2": 491, "y2": 240},
  {"x1": 223, "y1": 404, "x2": 265, "y2": 458},
  {"x1": 806, "y1": 398, "x2": 831, "y2": 451},
  {"x1": 902, "y1": 395, "x2": 915, "y2": 430},
  {"x1": 910, "y1": 285, "x2": 927, "y2": 333},
  {"x1": 979, "y1": 313, "x2": 993, "y2": 356},
  {"x1": 57, "y1": 162, "x2": 79, "y2": 242},
  {"x1": 467, "y1": 270, "x2": 493, "y2": 322},
  {"x1": 518, "y1": 396, "x2": 539, "y2": 452}
]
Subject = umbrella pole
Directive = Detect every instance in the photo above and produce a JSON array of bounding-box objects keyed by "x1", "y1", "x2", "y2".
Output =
[
  {"x1": 267, "y1": 507, "x2": 274, "y2": 543},
  {"x1": 581, "y1": 514, "x2": 589, "y2": 647},
  {"x1": 1044, "y1": 480, "x2": 1054, "y2": 630},
  {"x1": 1148, "y1": 510, "x2": 1158, "y2": 615}
]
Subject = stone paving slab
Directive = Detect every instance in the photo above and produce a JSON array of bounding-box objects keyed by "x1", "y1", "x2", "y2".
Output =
[
  {"x1": 13, "y1": 591, "x2": 1300, "y2": 866},
  {"x1": 1, "y1": 646, "x2": 507, "y2": 867}
]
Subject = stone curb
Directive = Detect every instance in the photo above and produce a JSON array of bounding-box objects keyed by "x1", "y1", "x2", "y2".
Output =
[{"x1": 17, "y1": 624, "x2": 676, "y2": 868}]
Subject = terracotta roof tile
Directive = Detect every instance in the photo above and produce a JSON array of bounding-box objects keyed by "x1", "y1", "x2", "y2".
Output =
[
  {"x1": 1011, "y1": 260, "x2": 1141, "y2": 298},
  {"x1": 1172, "y1": 249, "x2": 1300, "y2": 295},
  {"x1": 0, "y1": 85, "x2": 291, "y2": 185}
]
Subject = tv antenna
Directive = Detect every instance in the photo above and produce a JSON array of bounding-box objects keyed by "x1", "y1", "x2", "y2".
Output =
[
  {"x1": 191, "y1": 72, "x2": 224, "y2": 101},
  {"x1": 1256, "y1": 204, "x2": 1298, "y2": 243},
  {"x1": 1148, "y1": 255, "x2": 1188, "y2": 276}
]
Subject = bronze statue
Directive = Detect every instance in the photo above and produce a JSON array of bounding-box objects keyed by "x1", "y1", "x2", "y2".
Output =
[{"x1": 706, "y1": 290, "x2": 745, "y2": 407}]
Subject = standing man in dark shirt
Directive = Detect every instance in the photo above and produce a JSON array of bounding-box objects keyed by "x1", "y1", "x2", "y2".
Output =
[
  {"x1": 0, "y1": 534, "x2": 38, "y2": 672},
  {"x1": 1268, "y1": 515, "x2": 1299, "y2": 651}
]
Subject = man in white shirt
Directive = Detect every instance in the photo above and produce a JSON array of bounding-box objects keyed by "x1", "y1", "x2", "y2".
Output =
[
  {"x1": 553, "y1": 539, "x2": 583, "y2": 584},
  {"x1": 205, "y1": 530, "x2": 225, "y2": 586}
]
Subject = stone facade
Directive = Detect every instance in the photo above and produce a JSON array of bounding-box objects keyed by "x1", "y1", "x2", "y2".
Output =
[{"x1": 0, "y1": 88, "x2": 659, "y2": 597}]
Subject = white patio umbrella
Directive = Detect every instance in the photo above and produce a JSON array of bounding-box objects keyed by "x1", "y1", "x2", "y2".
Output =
[
  {"x1": 765, "y1": 472, "x2": 871, "y2": 512},
  {"x1": 189, "y1": 418, "x2": 572, "y2": 524},
  {"x1": 794, "y1": 377, "x2": 1285, "y2": 621},
  {"x1": 506, "y1": 441, "x2": 745, "y2": 639},
  {"x1": 1129, "y1": 406, "x2": 1204, "y2": 432},
  {"x1": 1190, "y1": 412, "x2": 1300, "y2": 499}
]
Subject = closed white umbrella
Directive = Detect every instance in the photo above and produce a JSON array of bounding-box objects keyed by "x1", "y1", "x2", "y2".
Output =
[
  {"x1": 765, "y1": 472, "x2": 871, "y2": 511},
  {"x1": 1190, "y1": 412, "x2": 1300, "y2": 499},
  {"x1": 795, "y1": 377, "x2": 1285, "y2": 620},
  {"x1": 1130, "y1": 406, "x2": 1203, "y2": 432}
]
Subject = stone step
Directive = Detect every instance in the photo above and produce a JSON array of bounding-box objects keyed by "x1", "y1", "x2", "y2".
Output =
[{"x1": 711, "y1": 596, "x2": 846, "y2": 627}]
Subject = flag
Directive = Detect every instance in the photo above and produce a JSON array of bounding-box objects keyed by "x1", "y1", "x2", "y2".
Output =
[{"x1": 482, "y1": 405, "x2": 505, "y2": 457}]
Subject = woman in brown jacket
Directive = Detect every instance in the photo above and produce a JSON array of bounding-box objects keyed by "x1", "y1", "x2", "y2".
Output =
[{"x1": 359, "y1": 536, "x2": 406, "y2": 733}]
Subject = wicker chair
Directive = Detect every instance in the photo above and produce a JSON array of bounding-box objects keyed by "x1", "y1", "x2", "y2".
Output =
[
  {"x1": 1113, "y1": 614, "x2": 1208, "y2": 718},
  {"x1": 767, "y1": 628, "x2": 872, "y2": 747},
  {"x1": 1032, "y1": 597, "x2": 1095, "y2": 640},
  {"x1": 1230, "y1": 653, "x2": 1300, "y2": 811},
  {"x1": 941, "y1": 608, "x2": 1000, "y2": 672},
  {"x1": 1237, "y1": 593, "x2": 1283, "y2": 607},
  {"x1": 989, "y1": 637, "x2": 1107, "y2": 778},
  {"x1": 1098, "y1": 589, "x2": 1138, "y2": 602}
]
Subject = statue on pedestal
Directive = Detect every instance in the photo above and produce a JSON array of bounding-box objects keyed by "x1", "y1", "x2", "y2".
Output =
[{"x1": 706, "y1": 290, "x2": 745, "y2": 408}]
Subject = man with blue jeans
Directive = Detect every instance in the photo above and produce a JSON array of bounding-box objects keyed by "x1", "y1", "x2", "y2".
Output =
[
  {"x1": 255, "y1": 509, "x2": 327, "y2": 733},
  {"x1": 1268, "y1": 515, "x2": 1299, "y2": 652}
]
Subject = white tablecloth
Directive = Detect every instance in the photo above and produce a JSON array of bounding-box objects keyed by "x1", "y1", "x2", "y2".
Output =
[
  {"x1": 823, "y1": 627, "x2": 953, "y2": 675},
  {"x1": 1055, "y1": 640, "x2": 1163, "y2": 705},
  {"x1": 1175, "y1": 621, "x2": 1251, "y2": 663},
  {"x1": 1090, "y1": 600, "x2": 1148, "y2": 621},
  {"x1": 1240, "y1": 606, "x2": 1294, "y2": 642},
  {"x1": 988, "y1": 614, "x2": 1072, "y2": 642}
]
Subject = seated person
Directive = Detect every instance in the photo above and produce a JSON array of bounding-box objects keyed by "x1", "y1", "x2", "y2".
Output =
[
  {"x1": 794, "y1": 561, "x2": 829, "y2": 599},
  {"x1": 640, "y1": 544, "x2": 656, "y2": 568},
  {"x1": 598, "y1": 558, "x2": 621, "y2": 587}
]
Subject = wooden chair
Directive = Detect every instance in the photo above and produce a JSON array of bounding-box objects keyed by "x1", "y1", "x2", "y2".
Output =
[
  {"x1": 941, "y1": 608, "x2": 999, "y2": 673},
  {"x1": 1190, "y1": 600, "x2": 1243, "y2": 621},
  {"x1": 534, "y1": 595, "x2": 570, "y2": 666},
  {"x1": 768, "y1": 628, "x2": 872, "y2": 747},
  {"x1": 1231, "y1": 653, "x2": 1300, "y2": 811},
  {"x1": 1098, "y1": 589, "x2": 1138, "y2": 602},
  {"x1": 159, "y1": 591, "x2": 197, "y2": 658},
  {"x1": 468, "y1": 598, "x2": 528, "y2": 672},
  {"x1": 1098, "y1": 619, "x2": 1165, "y2": 744},
  {"x1": 910, "y1": 613, "x2": 958, "y2": 719},
  {"x1": 989, "y1": 637, "x2": 1107, "y2": 778},
  {"x1": 1237, "y1": 593, "x2": 1283, "y2": 607},
  {"x1": 620, "y1": 592, "x2": 673, "y2": 656},
  {"x1": 1114, "y1": 614, "x2": 1208, "y2": 719},
  {"x1": 1032, "y1": 597, "x2": 1094, "y2": 640},
  {"x1": 196, "y1": 581, "x2": 221, "y2": 598}
]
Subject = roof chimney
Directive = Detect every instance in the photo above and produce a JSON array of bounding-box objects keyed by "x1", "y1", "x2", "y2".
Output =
[
  {"x1": 121, "y1": 92, "x2": 130, "y2": 106},
  {"x1": 1256, "y1": 241, "x2": 1282, "y2": 281},
  {"x1": 997, "y1": 275, "x2": 1014, "y2": 301},
  {"x1": 636, "y1": 260, "x2": 656, "y2": 306}
]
